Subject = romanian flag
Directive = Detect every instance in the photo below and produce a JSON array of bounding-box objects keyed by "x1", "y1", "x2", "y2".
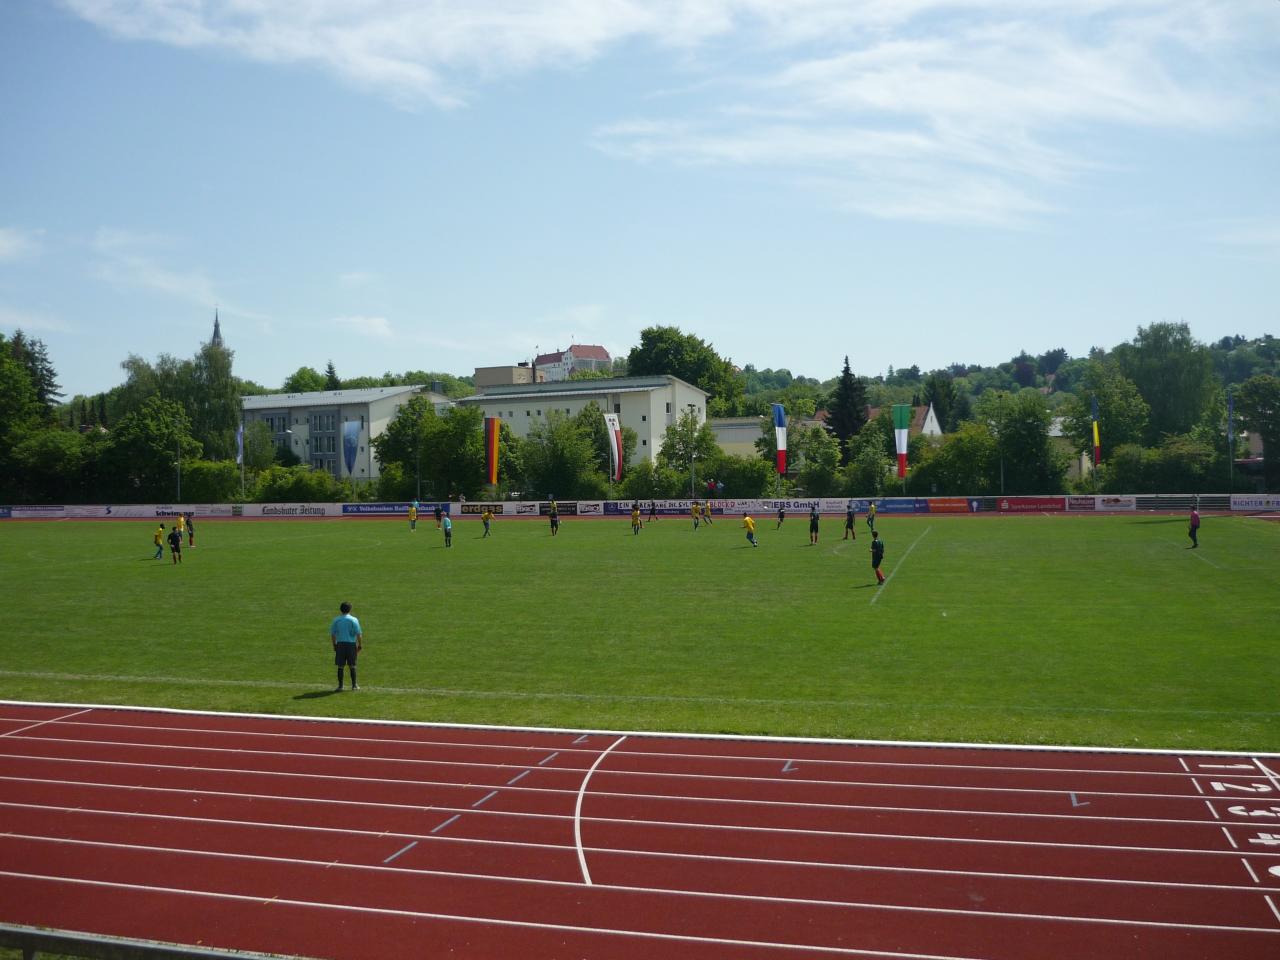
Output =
[
  {"x1": 1091, "y1": 395, "x2": 1101, "y2": 467},
  {"x1": 484, "y1": 417, "x2": 500, "y2": 485},
  {"x1": 892, "y1": 404, "x2": 911, "y2": 478},
  {"x1": 772, "y1": 404, "x2": 787, "y2": 474},
  {"x1": 603, "y1": 412, "x2": 623, "y2": 482}
]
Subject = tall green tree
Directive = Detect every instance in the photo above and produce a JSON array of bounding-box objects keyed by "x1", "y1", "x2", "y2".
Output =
[
  {"x1": 657, "y1": 407, "x2": 720, "y2": 494},
  {"x1": 922, "y1": 372, "x2": 958, "y2": 433},
  {"x1": 188, "y1": 340, "x2": 242, "y2": 460},
  {"x1": 522, "y1": 410, "x2": 602, "y2": 498},
  {"x1": 324, "y1": 361, "x2": 341, "y2": 390},
  {"x1": 979, "y1": 391, "x2": 1067, "y2": 494},
  {"x1": 826, "y1": 356, "x2": 868, "y2": 463},
  {"x1": 6, "y1": 330, "x2": 62, "y2": 418},
  {"x1": 626, "y1": 326, "x2": 743, "y2": 415},
  {"x1": 1060, "y1": 361, "x2": 1150, "y2": 460},
  {"x1": 99, "y1": 396, "x2": 203, "y2": 501},
  {"x1": 795, "y1": 425, "x2": 842, "y2": 496},
  {"x1": 1234, "y1": 374, "x2": 1280, "y2": 490},
  {"x1": 1113, "y1": 322, "x2": 1216, "y2": 442},
  {"x1": 283, "y1": 367, "x2": 326, "y2": 393}
]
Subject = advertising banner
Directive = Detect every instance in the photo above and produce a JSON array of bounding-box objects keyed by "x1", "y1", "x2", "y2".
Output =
[
  {"x1": 577, "y1": 501, "x2": 604, "y2": 516},
  {"x1": 342, "y1": 421, "x2": 360, "y2": 475},
  {"x1": 511, "y1": 501, "x2": 541, "y2": 516},
  {"x1": 9, "y1": 505, "x2": 66, "y2": 519},
  {"x1": 0, "y1": 507, "x2": 9, "y2": 518},
  {"x1": 925, "y1": 498, "x2": 972, "y2": 514},
  {"x1": 243, "y1": 503, "x2": 344, "y2": 518},
  {"x1": 1095, "y1": 495, "x2": 1136, "y2": 511},
  {"x1": 997, "y1": 497, "x2": 1066, "y2": 513},
  {"x1": 341, "y1": 502, "x2": 446, "y2": 516},
  {"x1": 875, "y1": 498, "x2": 923, "y2": 514},
  {"x1": 1232, "y1": 494, "x2": 1280, "y2": 511},
  {"x1": 1067, "y1": 496, "x2": 1096, "y2": 512}
]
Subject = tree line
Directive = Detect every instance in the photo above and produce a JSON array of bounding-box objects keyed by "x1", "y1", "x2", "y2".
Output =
[{"x1": 0, "y1": 321, "x2": 1276, "y2": 504}]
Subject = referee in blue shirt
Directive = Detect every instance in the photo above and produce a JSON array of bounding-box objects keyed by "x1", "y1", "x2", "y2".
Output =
[{"x1": 330, "y1": 601, "x2": 363, "y2": 691}]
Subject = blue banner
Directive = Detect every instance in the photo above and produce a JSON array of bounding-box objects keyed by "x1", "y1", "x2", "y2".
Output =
[{"x1": 342, "y1": 421, "x2": 360, "y2": 475}]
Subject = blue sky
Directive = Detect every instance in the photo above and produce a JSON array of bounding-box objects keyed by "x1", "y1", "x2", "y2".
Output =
[{"x1": 2, "y1": 0, "x2": 1277, "y2": 397}]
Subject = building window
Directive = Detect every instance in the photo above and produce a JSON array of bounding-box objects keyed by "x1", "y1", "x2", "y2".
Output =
[
  {"x1": 526, "y1": 410, "x2": 530, "y2": 417},
  {"x1": 642, "y1": 439, "x2": 647, "y2": 446},
  {"x1": 614, "y1": 404, "x2": 620, "y2": 413},
  {"x1": 641, "y1": 415, "x2": 647, "y2": 422},
  {"x1": 565, "y1": 408, "x2": 570, "y2": 414},
  {"x1": 665, "y1": 402, "x2": 671, "y2": 413},
  {"x1": 537, "y1": 409, "x2": 542, "y2": 416}
]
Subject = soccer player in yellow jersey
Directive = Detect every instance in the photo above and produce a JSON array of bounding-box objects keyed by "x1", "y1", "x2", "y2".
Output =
[
  {"x1": 631, "y1": 503, "x2": 642, "y2": 535},
  {"x1": 408, "y1": 500, "x2": 418, "y2": 532},
  {"x1": 153, "y1": 523, "x2": 165, "y2": 560},
  {"x1": 691, "y1": 501, "x2": 700, "y2": 530},
  {"x1": 742, "y1": 512, "x2": 758, "y2": 547},
  {"x1": 702, "y1": 500, "x2": 713, "y2": 525},
  {"x1": 481, "y1": 508, "x2": 493, "y2": 538},
  {"x1": 175, "y1": 513, "x2": 186, "y2": 539}
]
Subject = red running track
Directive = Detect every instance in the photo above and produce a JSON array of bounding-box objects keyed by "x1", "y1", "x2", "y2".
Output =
[{"x1": 0, "y1": 702, "x2": 1277, "y2": 959}]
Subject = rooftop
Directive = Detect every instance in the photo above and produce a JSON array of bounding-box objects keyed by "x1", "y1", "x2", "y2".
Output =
[
  {"x1": 242, "y1": 385, "x2": 445, "y2": 409},
  {"x1": 462, "y1": 374, "x2": 705, "y2": 401}
]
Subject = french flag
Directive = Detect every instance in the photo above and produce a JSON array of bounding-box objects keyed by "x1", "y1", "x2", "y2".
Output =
[{"x1": 772, "y1": 403, "x2": 787, "y2": 475}]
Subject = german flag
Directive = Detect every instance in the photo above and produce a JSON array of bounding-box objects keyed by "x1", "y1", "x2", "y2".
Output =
[{"x1": 484, "y1": 417, "x2": 500, "y2": 486}]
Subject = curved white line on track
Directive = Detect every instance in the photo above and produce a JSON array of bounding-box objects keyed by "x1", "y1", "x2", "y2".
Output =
[{"x1": 575, "y1": 735, "x2": 626, "y2": 885}]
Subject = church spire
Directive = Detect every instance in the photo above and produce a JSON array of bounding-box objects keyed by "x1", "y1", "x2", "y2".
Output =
[{"x1": 211, "y1": 308, "x2": 223, "y2": 347}]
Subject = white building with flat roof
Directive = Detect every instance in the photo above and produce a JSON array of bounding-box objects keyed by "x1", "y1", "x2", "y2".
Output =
[
  {"x1": 241, "y1": 386, "x2": 451, "y2": 481},
  {"x1": 456, "y1": 375, "x2": 707, "y2": 463}
]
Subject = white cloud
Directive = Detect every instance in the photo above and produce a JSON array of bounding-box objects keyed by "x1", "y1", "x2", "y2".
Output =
[
  {"x1": 1210, "y1": 219, "x2": 1280, "y2": 262},
  {"x1": 90, "y1": 227, "x2": 268, "y2": 320},
  {"x1": 334, "y1": 315, "x2": 394, "y2": 339},
  {"x1": 64, "y1": 1, "x2": 1280, "y2": 226},
  {"x1": 0, "y1": 304, "x2": 73, "y2": 334},
  {"x1": 0, "y1": 227, "x2": 44, "y2": 261}
]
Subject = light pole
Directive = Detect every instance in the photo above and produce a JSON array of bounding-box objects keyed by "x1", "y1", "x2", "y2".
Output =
[
  {"x1": 415, "y1": 408, "x2": 424, "y2": 501},
  {"x1": 686, "y1": 403, "x2": 697, "y2": 499},
  {"x1": 175, "y1": 435, "x2": 181, "y2": 502}
]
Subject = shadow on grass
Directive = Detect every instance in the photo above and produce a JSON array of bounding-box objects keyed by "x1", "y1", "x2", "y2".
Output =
[
  {"x1": 852, "y1": 583, "x2": 877, "y2": 590},
  {"x1": 293, "y1": 690, "x2": 341, "y2": 700},
  {"x1": 1127, "y1": 517, "x2": 1190, "y2": 525}
]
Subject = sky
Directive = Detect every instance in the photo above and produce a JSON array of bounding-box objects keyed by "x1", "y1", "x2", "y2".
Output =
[{"x1": 1, "y1": 0, "x2": 1277, "y2": 398}]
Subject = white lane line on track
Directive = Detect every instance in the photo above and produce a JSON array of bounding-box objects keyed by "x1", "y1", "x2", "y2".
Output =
[
  {"x1": 0, "y1": 708, "x2": 92, "y2": 739},
  {"x1": 6, "y1": 810, "x2": 1279, "y2": 896},
  {"x1": 1223, "y1": 827, "x2": 1239, "y2": 849},
  {"x1": 506, "y1": 770, "x2": 529, "y2": 785},
  {"x1": 1255, "y1": 759, "x2": 1280, "y2": 793},
  {"x1": 1267, "y1": 895, "x2": 1280, "y2": 926},
  {"x1": 0, "y1": 768, "x2": 1257, "y2": 837},
  {"x1": 471, "y1": 790, "x2": 498, "y2": 808},
  {"x1": 576, "y1": 736, "x2": 626, "y2": 885},
  {"x1": 0, "y1": 870, "x2": 991, "y2": 960},
  {"x1": 1243, "y1": 859, "x2": 1260, "y2": 883},
  {"x1": 1, "y1": 855, "x2": 1275, "y2": 939},
  {"x1": 430, "y1": 814, "x2": 460, "y2": 835},
  {"x1": 2, "y1": 747, "x2": 1259, "y2": 808},
  {"x1": 1205, "y1": 801, "x2": 1220, "y2": 819},
  {"x1": 871, "y1": 526, "x2": 931, "y2": 605},
  {"x1": 7, "y1": 721, "x2": 1267, "y2": 783},
  {"x1": 1177, "y1": 757, "x2": 1190, "y2": 772},
  {"x1": 5, "y1": 778, "x2": 1275, "y2": 861}
]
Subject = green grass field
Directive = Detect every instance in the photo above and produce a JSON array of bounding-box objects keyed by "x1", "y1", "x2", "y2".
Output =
[{"x1": 3, "y1": 512, "x2": 1277, "y2": 751}]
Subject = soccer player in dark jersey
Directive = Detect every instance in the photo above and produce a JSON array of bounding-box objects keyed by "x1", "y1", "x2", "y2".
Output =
[
  {"x1": 775, "y1": 503, "x2": 785, "y2": 529},
  {"x1": 166, "y1": 526, "x2": 183, "y2": 565},
  {"x1": 433, "y1": 504, "x2": 443, "y2": 529},
  {"x1": 843, "y1": 500, "x2": 856, "y2": 540},
  {"x1": 185, "y1": 513, "x2": 196, "y2": 547},
  {"x1": 549, "y1": 498, "x2": 560, "y2": 536},
  {"x1": 809, "y1": 504, "x2": 820, "y2": 544},
  {"x1": 871, "y1": 530, "x2": 885, "y2": 585}
]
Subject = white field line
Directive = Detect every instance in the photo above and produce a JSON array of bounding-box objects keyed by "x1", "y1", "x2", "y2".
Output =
[
  {"x1": 0, "y1": 708, "x2": 92, "y2": 739},
  {"x1": 871, "y1": 526, "x2": 931, "y2": 605},
  {"x1": 4, "y1": 716, "x2": 1268, "y2": 781},
  {"x1": 4, "y1": 700, "x2": 1278, "y2": 757},
  {"x1": 0, "y1": 870, "x2": 990, "y2": 960},
  {"x1": 6, "y1": 774, "x2": 1278, "y2": 859},
  {"x1": 1, "y1": 748, "x2": 1259, "y2": 810},
  {"x1": 576, "y1": 736, "x2": 626, "y2": 885},
  {"x1": 7, "y1": 802, "x2": 1278, "y2": 896},
  {"x1": 4, "y1": 832, "x2": 1276, "y2": 936},
  {"x1": 5, "y1": 683, "x2": 1279, "y2": 719}
]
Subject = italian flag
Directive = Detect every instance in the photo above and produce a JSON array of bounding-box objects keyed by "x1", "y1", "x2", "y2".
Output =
[{"x1": 892, "y1": 404, "x2": 911, "y2": 478}]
